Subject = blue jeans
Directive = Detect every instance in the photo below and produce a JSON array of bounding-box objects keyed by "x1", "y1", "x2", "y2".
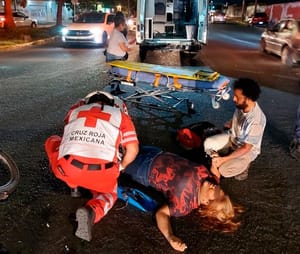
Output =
[
  {"x1": 124, "y1": 146, "x2": 163, "y2": 186},
  {"x1": 106, "y1": 52, "x2": 127, "y2": 62}
]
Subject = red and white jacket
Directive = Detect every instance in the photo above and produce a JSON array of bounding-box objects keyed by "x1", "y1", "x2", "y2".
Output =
[{"x1": 59, "y1": 102, "x2": 137, "y2": 163}]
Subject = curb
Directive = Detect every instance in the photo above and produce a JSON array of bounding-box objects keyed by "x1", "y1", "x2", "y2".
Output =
[{"x1": 0, "y1": 36, "x2": 58, "y2": 51}]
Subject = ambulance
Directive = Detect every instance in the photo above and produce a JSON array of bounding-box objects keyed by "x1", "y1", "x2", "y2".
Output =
[{"x1": 136, "y1": 0, "x2": 208, "y2": 60}]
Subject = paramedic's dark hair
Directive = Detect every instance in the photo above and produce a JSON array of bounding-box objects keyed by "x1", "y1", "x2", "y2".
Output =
[
  {"x1": 114, "y1": 15, "x2": 126, "y2": 27},
  {"x1": 87, "y1": 94, "x2": 114, "y2": 106},
  {"x1": 233, "y1": 78, "x2": 261, "y2": 101}
]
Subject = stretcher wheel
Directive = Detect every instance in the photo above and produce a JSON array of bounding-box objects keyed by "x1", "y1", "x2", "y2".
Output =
[
  {"x1": 212, "y1": 100, "x2": 220, "y2": 109},
  {"x1": 110, "y1": 80, "x2": 126, "y2": 96},
  {"x1": 222, "y1": 92, "x2": 230, "y2": 100},
  {"x1": 188, "y1": 101, "x2": 194, "y2": 110},
  {"x1": 188, "y1": 101, "x2": 196, "y2": 114}
]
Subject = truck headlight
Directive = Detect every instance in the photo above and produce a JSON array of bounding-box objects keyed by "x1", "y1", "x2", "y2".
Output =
[
  {"x1": 62, "y1": 28, "x2": 69, "y2": 35},
  {"x1": 90, "y1": 28, "x2": 101, "y2": 36}
]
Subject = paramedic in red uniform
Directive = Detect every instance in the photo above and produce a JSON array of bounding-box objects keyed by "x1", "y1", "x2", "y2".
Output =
[{"x1": 45, "y1": 91, "x2": 139, "y2": 242}]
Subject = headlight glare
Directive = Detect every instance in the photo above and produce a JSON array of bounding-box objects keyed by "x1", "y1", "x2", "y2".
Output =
[
  {"x1": 62, "y1": 27, "x2": 69, "y2": 35},
  {"x1": 90, "y1": 28, "x2": 101, "y2": 36}
]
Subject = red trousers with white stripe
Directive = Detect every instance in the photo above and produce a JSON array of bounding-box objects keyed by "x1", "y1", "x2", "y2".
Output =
[{"x1": 45, "y1": 135, "x2": 118, "y2": 223}]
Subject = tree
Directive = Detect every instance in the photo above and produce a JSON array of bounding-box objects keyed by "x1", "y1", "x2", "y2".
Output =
[
  {"x1": 4, "y1": 0, "x2": 16, "y2": 29},
  {"x1": 56, "y1": 0, "x2": 64, "y2": 26}
]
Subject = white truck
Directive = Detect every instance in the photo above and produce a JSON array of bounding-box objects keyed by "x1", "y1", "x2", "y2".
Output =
[{"x1": 136, "y1": 0, "x2": 208, "y2": 61}]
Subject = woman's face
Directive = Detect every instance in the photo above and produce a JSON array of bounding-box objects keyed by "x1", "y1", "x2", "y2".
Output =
[
  {"x1": 119, "y1": 22, "x2": 126, "y2": 31},
  {"x1": 208, "y1": 185, "x2": 224, "y2": 202},
  {"x1": 200, "y1": 182, "x2": 224, "y2": 205}
]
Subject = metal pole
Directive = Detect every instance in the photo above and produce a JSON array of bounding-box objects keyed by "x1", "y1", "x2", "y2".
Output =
[
  {"x1": 128, "y1": 0, "x2": 130, "y2": 16},
  {"x1": 241, "y1": 0, "x2": 246, "y2": 20},
  {"x1": 254, "y1": 0, "x2": 258, "y2": 14}
]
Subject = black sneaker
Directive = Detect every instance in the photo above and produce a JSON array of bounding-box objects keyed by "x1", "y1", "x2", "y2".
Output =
[
  {"x1": 70, "y1": 187, "x2": 81, "y2": 198},
  {"x1": 75, "y1": 206, "x2": 95, "y2": 241}
]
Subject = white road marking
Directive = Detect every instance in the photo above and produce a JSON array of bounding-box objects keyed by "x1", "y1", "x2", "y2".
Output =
[
  {"x1": 236, "y1": 69, "x2": 263, "y2": 74},
  {"x1": 273, "y1": 74, "x2": 299, "y2": 81}
]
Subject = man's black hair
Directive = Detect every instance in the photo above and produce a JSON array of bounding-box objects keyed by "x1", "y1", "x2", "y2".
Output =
[{"x1": 233, "y1": 78, "x2": 261, "y2": 101}]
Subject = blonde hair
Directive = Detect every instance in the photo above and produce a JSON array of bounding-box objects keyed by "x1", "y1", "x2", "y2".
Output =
[{"x1": 198, "y1": 193, "x2": 243, "y2": 233}]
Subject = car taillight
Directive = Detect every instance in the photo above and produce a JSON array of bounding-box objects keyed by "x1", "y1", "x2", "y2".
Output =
[{"x1": 0, "y1": 17, "x2": 5, "y2": 22}]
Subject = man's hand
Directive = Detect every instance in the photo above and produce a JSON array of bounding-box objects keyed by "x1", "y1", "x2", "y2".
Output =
[
  {"x1": 224, "y1": 120, "x2": 232, "y2": 130},
  {"x1": 167, "y1": 234, "x2": 187, "y2": 252},
  {"x1": 212, "y1": 156, "x2": 227, "y2": 169},
  {"x1": 211, "y1": 157, "x2": 222, "y2": 180}
]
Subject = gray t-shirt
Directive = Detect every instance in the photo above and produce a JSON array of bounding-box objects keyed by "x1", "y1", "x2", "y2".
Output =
[
  {"x1": 107, "y1": 28, "x2": 128, "y2": 57},
  {"x1": 230, "y1": 103, "x2": 266, "y2": 160}
]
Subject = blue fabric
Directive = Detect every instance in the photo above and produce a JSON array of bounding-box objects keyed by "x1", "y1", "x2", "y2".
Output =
[
  {"x1": 106, "y1": 52, "x2": 126, "y2": 62},
  {"x1": 124, "y1": 146, "x2": 163, "y2": 186}
]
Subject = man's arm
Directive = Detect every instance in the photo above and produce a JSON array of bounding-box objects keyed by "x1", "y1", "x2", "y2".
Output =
[
  {"x1": 212, "y1": 142, "x2": 252, "y2": 169},
  {"x1": 119, "y1": 41, "x2": 132, "y2": 53},
  {"x1": 224, "y1": 119, "x2": 232, "y2": 130},
  {"x1": 156, "y1": 204, "x2": 187, "y2": 252}
]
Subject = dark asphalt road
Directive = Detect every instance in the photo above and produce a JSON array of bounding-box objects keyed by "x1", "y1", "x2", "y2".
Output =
[{"x1": 0, "y1": 27, "x2": 299, "y2": 254}]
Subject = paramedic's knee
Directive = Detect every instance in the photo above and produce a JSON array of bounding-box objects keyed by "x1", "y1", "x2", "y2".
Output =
[{"x1": 204, "y1": 133, "x2": 230, "y2": 156}]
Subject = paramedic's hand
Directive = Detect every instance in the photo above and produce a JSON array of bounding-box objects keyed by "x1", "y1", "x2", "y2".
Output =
[{"x1": 119, "y1": 163, "x2": 125, "y2": 172}]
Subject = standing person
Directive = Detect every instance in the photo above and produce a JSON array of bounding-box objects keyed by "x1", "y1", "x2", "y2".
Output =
[
  {"x1": 204, "y1": 78, "x2": 266, "y2": 181},
  {"x1": 106, "y1": 15, "x2": 132, "y2": 62},
  {"x1": 290, "y1": 103, "x2": 300, "y2": 160},
  {"x1": 123, "y1": 145, "x2": 242, "y2": 252},
  {"x1": 45, "y1": 91, "x2": 139, "y2": 241}
]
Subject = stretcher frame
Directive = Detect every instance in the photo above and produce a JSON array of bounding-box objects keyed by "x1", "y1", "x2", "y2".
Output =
[{"x1": 108, "y1": 61, "x2": 231, "y2": 114}]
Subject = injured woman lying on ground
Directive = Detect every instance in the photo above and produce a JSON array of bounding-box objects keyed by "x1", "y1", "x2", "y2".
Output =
[{"x1": 121, "y1": 145, "x2": 243, "y2": 252}]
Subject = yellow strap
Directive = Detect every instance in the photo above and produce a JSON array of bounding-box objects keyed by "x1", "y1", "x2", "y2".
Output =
[
  {"x1": 154, "y1": 74, "x2": 161, "y2": 87},
  {"x1": 126, "y1": 70, "x2": 132, "y2": 82},
  {"x1": 173, "y1": 77, "x2": 182, "y2": 89}
]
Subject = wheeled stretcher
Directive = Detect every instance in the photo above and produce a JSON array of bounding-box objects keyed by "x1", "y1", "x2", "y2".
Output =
[{"x1": 108, "y1": 61, "x2": 231, "y2": 112}]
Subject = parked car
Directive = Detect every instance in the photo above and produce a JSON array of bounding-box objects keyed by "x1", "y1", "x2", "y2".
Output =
[
  {"x1": 248, "y1": 12, "x2": 268, "y2": 26},
  {"x1": 260, "y1": 18, "x2": 300, "y2": 65},
  {"x1": 61, "y1": 12, "x2": 115, "y2": 47},
  {"x1": 0, "y1": 11, "x2": 37, "y2": 28},
  {"x1": 210, "y1": 11, "x2": 226, "y2": 24}
]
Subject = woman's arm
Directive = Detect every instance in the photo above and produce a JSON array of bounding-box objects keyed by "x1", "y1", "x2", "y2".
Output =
[
  {"x1": 119, "y1": 41, "x2": 132, "y2": 53},
  {"x1": 156, "y1": 204, "x2": 187, "y2": 252}
]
